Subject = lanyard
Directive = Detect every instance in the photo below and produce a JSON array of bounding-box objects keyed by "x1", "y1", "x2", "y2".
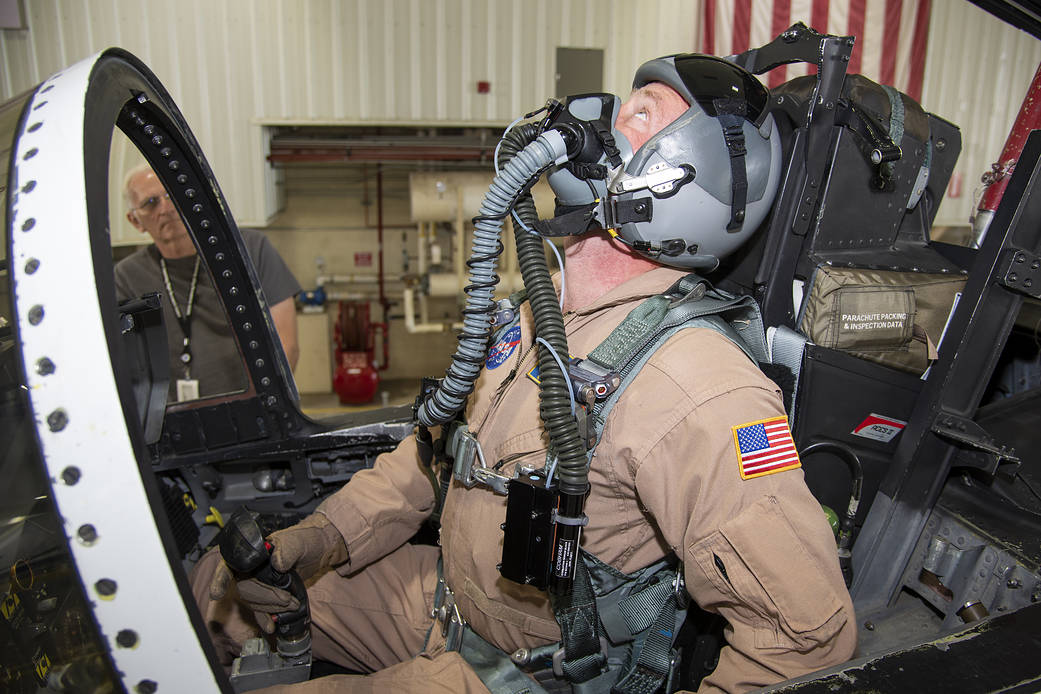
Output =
[{"x1": 160, "y1": 256, "x2": 201, "y2": 378}]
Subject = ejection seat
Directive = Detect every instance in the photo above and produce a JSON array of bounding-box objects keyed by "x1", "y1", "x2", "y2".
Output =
[
  {"x1": 713, "y1": 23, "x2": 1041, "y2": 618},
  {"x1": 716, "y1": 23, "x2": 964, "y2": 561}
]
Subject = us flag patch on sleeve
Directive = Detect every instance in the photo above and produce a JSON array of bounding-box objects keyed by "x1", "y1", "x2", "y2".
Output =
[{"x1": 732, "y1": 416, "x2": 801, "y2": 480}]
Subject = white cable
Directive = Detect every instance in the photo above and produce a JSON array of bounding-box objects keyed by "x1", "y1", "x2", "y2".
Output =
[
  {"x1": 511, "y1": 208, "x2": 533, "y2": 232},
  {"x1": 541, "y1": 234, "x2": 567, "y2": 310},
  {"x1": 535, "y1": 336, "x2": 576, "y2": 415},
  {"x1": 493, "y1": 114, "x2": 528, "y2": 172},
  {"x1": 546, "y1": 456, "x2": 559, "y2": 486}
]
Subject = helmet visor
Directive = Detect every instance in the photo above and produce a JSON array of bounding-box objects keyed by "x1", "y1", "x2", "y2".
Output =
[{"x1": 636, "y1": 55, "x2": 770, "y2": 127}]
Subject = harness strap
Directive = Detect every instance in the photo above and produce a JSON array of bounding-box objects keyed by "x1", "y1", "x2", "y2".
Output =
[
  {"x1": 609, "y1": 578, "x2": 675, "y2": 642},
  {"x1": 881, "y1": 85, "x2": 905, "y2": 184},
  {"x1": 587, "y1": 294, "x2": 672, "y2": 368},
  {"x1": 588, "y1": 274, "x2": 768, "y2": 374},
  {"x1": 459, "y1": 628, "x2": 553, "y2": 694},
  {"x1": 767, "y1": 325, "x2": 809, "y2": 423},
  {"x1": 611, "y1": 598, "x2": 679, "y2": 694},
  {"x1": 552, "y1": 559, "x2": 608, "y2": 683}
]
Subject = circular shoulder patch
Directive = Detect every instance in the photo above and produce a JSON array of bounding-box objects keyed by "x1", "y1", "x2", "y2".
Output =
[{"x1": 487, "y1": 325, "x2": 522, "y2": 369}]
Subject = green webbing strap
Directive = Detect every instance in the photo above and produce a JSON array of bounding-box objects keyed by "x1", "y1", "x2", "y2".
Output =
[
  {"x1": 588, "y1": 275, "x2": 767, "y2": 374},
  {"x1": 881, "y1": 85, "x2": 905, "y2": 181},
  {"x1": 882, "y1": 84, "x2": 905, "y2": 147},
  {"x1": 552, "y1": 558, "x2": 607, "y2": 683},
  {"x1": 552, "y1": 554, "x2": 685, "y2": 693},
  {"x1": 587, "y1": 294, "x2": 672, "y2": 369},
  {"x1": 458, "y1": 628, "x2": 551, "y2": 694},
  {"x1": 457, "y1": 554, "x2": 684, "y2": 694}
]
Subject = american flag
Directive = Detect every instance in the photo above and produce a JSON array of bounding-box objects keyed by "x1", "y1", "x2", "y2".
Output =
[
  {"x1": 699, "y1": 0, "x2": 932, "y2": 101},
  {"x1": 733, "y1": 416, "x2": 802, "y2": 479}
]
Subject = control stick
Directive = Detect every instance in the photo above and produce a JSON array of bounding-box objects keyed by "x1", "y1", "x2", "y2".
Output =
[{"x1": 217, "y1": 508, "x2": 311, "y2": 690}]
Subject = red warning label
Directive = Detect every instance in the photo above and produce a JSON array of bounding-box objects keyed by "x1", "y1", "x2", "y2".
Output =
[{"x1": 852, "y1": 413, "x2": 907, "y2": 443}]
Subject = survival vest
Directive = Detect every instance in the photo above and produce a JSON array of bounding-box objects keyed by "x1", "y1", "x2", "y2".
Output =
[{"x1": 428, "y1": 274, "x2": 777, "y2": 694}]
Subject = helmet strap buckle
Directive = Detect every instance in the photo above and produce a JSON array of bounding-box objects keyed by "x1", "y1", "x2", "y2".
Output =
[{"x1": 603, "y1": 196, "x2": 654, "y2": 229}]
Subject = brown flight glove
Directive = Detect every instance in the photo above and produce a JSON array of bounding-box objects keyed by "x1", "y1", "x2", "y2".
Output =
[{"x1": 209, "y1": 512, "x2": 349, "y2": 633}]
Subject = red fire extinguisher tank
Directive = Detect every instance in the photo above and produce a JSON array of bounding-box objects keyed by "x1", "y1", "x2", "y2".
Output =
[
  {"x1": 333, "y1": 351, "x2": 379, "y2": 404},
  {"x1": 332, "y1": 301, "x2": 380, "y2": 404}
]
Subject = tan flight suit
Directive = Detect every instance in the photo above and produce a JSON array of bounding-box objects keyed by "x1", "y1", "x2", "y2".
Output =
[{"x1": 197, "y1": 266, "x2": 856, "y2": 693}]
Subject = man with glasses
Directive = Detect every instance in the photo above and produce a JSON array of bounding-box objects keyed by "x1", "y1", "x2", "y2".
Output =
[{"x1": 115, "y1": 164, "x2": 301, "y2": 402}]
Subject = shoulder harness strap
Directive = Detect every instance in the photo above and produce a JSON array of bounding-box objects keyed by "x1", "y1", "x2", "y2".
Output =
[
  {"x1": 550, "y1": 275, "x2": 767, "y2": 690},
  {"x1": 586, "y1": 274, "x2": 768, "y2": 456},
  {"x1": 550, "y1": 551, "x2": 687, "y2": 694}
]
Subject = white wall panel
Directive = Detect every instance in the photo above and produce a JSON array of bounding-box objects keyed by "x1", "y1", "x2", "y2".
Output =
[
  {"x1": 0, "y1": 0, "x2": 700, "y2": 229},
  {"x1": 921, "y1": 2, "x2": 1041, "y2": 228},
  {"x1": 2, "y1": 1, "x2": 1037, "y2": 232}
]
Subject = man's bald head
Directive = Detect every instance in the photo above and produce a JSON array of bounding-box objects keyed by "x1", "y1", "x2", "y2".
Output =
[{"x1": 124, "y1": 164, "x2": 196, "y2": 259}]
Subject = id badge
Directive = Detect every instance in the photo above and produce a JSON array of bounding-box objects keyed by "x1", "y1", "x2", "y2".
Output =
[{"x1": 176, "y1": 378, "x2": 200, "y2": 402}]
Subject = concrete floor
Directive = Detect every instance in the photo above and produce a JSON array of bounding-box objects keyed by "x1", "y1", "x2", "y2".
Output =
[{"x1": 297, "y1": 378, "x2": 421, "y2": 417}]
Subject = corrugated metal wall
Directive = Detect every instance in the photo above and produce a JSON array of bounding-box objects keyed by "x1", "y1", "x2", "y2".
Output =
[
  {"x1": 0, "y1": 0, "x2": 1038, "y2": 230},
  {"x1": 0, "y1": 0, "x2": 695, "y2": 232},
  {"x1": 920, "y1": 1, "x2": 1041, "y2": 228}
]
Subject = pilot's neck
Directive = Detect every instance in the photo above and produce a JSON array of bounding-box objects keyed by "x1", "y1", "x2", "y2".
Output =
[
  {"x1": 561, "y1": 232, "x2": 657, "y2": 312},
  {"x1": 155, "y1": 239, "x2": 198, "y2": 260}
]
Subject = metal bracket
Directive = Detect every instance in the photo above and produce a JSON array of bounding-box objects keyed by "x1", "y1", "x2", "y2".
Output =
[
  {"x1": 932, "y1": 411, "x2": 1020, "y2": 475},
  {"x1": 999, "y1": 248, "x2": 1041, "y2": 299},
  {"x1": 471, "y1": 467, "x2": 511, "y2": 495},
  {"x1": 568, "y1": 358, "x2": 621, "y2": 406},
  {"x1": 731, "y1": 24, "x2": 854, "y2": 240},
  {"x1": 448, "y1": 424, "x2": 480, "y2": 488},
  {"x1": 490, "y1": 299, "x2": 516, "y2": 328},
  {"x1": 448, "y1": 423, "x2": 511, "y2": 495}
]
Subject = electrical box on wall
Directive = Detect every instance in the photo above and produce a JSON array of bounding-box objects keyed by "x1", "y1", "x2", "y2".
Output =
[
  {"x1": 555, "y1": 47, "x2": 604, "y2": 97},
  {"x1": 0, "y1": 0, "x2": 26, "y2": 30}
]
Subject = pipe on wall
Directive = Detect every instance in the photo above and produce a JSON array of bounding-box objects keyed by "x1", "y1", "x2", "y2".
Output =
[{"x1": 403, "y1": 287, "x2": 462, "y2": 333}]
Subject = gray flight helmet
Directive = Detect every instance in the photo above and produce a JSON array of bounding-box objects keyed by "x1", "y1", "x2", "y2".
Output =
[{"x1": 611, "y1": 54, "x2": 783, "y2": 270}]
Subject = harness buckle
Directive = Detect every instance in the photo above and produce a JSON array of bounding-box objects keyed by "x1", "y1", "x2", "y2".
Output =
[
  {"x1": 551, "y1": 637, "x2": 610, "y2": 678},
  {"x1": 433, "y1": 575, "x2": 468, "y2": 652},
  {"x1": 490, "y1": 297, "x2": 518, "y2": 328},
  {"x1": 568, "y1": 358, "x2": 621, "y2": 406},
  {"x1": 448, "y1": 424, "x2": 480, "y2": 488},
  {"x1": 448, "y1": 423, "x2": 510, "y2": 495},
  {"x1": 666, "y1": 276, "x2": 709, "y2": 308},
  {"x1": 672, "y1": 571, "x2": 690, "y2": 609},
  {"x1": 471, "y1": 466, "x2": 511, "y2": 495}
]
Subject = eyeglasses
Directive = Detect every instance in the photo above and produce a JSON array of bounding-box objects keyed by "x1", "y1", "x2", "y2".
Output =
[{"x1": 131, "y1": 192, "x2": 171, "y2": 216}]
